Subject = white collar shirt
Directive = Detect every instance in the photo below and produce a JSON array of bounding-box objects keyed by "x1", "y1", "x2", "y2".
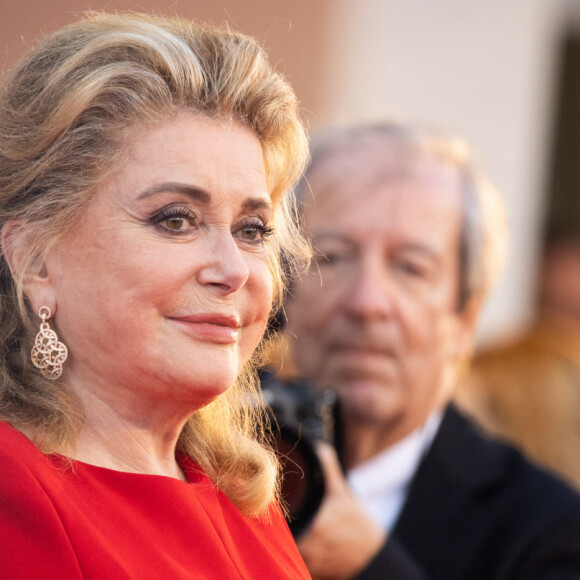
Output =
[{"x1": 347, "y1": 410, "x2": 443, "y2": 532}]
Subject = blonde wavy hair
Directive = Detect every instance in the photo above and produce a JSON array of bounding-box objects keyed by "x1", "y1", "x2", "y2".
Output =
[{"x1": 0, "y1": 12, "x2": 310, "y2": 516}]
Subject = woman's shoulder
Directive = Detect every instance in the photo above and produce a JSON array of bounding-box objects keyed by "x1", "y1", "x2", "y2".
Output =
[
  {"x1": 0, "y1": 420, "x2": 67, "y2": 525},
  {"x1": 0, "y1": 420, "x2": 57, "y2": 479},
  {"x1": 0, "y1": 421, "x2": 85, "y2": 577},
  {"x1": 0, "y1": 420, "x2": 37, "y2": 452}
]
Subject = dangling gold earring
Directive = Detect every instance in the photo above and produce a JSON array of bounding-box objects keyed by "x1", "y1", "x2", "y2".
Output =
[{"x1": 31, "y1": 306, "x2": 68, "y2": 380}]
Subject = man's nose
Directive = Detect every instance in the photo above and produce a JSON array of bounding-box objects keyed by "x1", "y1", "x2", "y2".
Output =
[
  {"x1": 195, "y1": 232, "x2": 250, "y2": 294},
  {"x1": 344, "y1": 257, "x2": 396, "y2": 321}
]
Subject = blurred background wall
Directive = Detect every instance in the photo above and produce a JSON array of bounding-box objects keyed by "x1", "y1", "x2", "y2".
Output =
[{"x1": 2, "y1": 0, "x2": 579, "y2": 348}]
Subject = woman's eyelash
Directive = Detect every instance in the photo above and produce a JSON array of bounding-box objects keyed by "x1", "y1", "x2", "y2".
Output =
[
  {"x1": 153, "y1": 204, "x2": 196, "y2": 223},
  {"x1": 252, "y1": 223, "x2": 274, "y2": 237},
  {"x1": 149, "y1": 204, "x2": 197, "y2": 234},
  {"x1": 238, "y1": 220, "x2": 275, "y2": 242},
  {"x1": 149, "y1": 205, "x2": 274, "y2": 241}
]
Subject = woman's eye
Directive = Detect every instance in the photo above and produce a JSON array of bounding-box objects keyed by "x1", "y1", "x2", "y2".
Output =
[
  {"x1": 236, "y1": 222, "x2": 273, "y2": 243},
  {"x1": 241, "y1": 226, "x2": 260, "y2": 240},
  {"x1": 152, "y1": 204, "x2": 197, "y2": 235},
  {"x1": 163, "y1": 216, "x2": 192, "y2": 231}
]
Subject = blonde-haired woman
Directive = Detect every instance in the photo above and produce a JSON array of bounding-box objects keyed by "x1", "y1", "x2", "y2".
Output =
[{"x1": 0, "y1": 12, "x2": 311, "y2": 578}]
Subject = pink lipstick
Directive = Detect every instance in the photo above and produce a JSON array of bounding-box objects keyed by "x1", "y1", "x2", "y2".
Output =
[{"x1": 170, "y1": 313, "x2": 240, "y2": 344}]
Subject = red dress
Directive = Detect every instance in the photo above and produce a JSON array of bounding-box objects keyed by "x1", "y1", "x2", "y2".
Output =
[{"x1": 0, "y1": 421, "x2": 311, "y2": 579}]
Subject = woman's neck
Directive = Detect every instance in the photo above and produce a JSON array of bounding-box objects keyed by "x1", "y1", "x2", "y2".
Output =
[
  {"x1": 68, "y1": 381, "x2": 190, "y2": 480},
  {"x1": 73, "y1": 421, "x2": 187, "y2": 480}
]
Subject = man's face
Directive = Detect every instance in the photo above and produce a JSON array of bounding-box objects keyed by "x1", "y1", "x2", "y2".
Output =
[{"x1": 285, "y1": 145, "x2": 474, "y2": 445}]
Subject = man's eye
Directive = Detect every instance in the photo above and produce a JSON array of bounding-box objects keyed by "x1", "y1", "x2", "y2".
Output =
[
  {"x1": 317, "y1": 250, "x2": 348, "y2": 266},
  {"x1": 400, "y1": 262, "x2": 420, "y2": 275},
  {"x1": 395, "y1": 259, "x2": 427, "y2": 278}
]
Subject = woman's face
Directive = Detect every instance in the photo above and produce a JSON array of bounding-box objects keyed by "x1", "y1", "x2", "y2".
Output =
[{"x1": 40, "y1": 114, "x2": 274, "y2": 417}]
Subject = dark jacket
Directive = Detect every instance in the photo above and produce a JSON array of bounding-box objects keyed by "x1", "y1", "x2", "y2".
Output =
[{"x1": 357, "y1": 404, "x2": 580, "y2": 579}]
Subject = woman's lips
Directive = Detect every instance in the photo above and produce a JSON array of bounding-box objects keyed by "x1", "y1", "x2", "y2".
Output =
[{"x1": 169, "y1": 314, "x2": 240, "y2": 344}]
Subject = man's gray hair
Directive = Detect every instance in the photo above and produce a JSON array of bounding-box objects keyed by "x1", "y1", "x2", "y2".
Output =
[{"x1": 295, "y1": 122, "x2": 507, "y2": 311}]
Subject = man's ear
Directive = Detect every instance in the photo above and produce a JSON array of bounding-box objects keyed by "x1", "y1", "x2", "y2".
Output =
[
  {"x1": 1, "y1": 221, "x2": 55, "y2": 309},
  {"x1": 451, "y1": 296, "x2": 482, "y2": 363}
]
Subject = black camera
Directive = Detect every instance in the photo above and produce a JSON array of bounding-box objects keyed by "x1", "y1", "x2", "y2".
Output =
[{"x1": 260, "y1": 370, "x2": 343, "y2": 538}]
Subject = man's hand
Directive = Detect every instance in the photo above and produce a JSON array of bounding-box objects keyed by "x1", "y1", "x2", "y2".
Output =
[{"x1": 297, "y1": 443, "x2": 387, "y2": 580}]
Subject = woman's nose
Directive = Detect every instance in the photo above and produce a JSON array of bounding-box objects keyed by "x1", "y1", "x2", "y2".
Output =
[{"x1": 195, "y1": 232, "x2": 250, "y2": 293}]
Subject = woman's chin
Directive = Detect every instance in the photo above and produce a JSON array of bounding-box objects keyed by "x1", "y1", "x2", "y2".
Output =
[{"x1": 171, "y1": 371, "x2": 239, "y2": 407}]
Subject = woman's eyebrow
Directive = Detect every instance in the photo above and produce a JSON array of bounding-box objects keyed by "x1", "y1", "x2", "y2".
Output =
[
  {"x1": 136, "y1": 183, "x2": 271, "y2": 212},
  {"x1": 137, "y1": 182, "x2": 211, "y2": 203},
  {"x1": 242, "y1": 197, "x2": 272, "y2": 212}
]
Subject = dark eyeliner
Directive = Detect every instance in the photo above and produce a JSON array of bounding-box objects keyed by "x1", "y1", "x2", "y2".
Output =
[{"x1": 150, "y1": 203, "x2": 197, "y2": 234}]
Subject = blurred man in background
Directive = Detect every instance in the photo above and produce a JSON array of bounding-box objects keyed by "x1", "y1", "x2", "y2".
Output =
[{"x1": 283, "y1": 122, "x2": 580, "y2": 579}]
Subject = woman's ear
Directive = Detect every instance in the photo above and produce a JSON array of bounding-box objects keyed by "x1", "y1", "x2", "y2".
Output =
[{"x1": 1, "y1": 221, "x2": 55, "y2": 309}]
